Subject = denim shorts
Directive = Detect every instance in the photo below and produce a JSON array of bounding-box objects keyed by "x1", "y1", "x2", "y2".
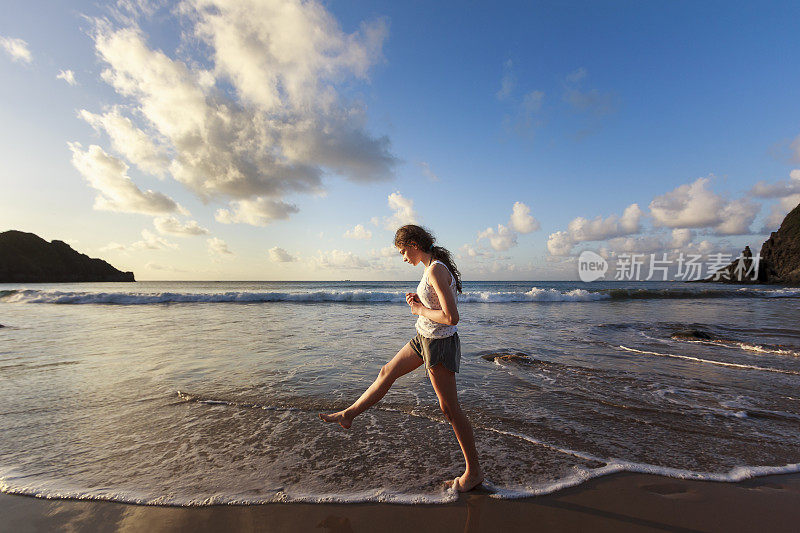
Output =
[{"x1": 409, "y1": 332, "x2": 461, "y2": 376}]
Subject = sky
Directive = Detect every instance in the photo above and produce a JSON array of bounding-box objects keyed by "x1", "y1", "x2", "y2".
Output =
[{"x1": 2, "y1": 0, "x2": 800, "y2": 281}]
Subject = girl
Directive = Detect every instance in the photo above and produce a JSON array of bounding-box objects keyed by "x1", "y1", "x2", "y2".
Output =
[{"x1": 319, "y1": 225, "x2": 484, "y2": 492}]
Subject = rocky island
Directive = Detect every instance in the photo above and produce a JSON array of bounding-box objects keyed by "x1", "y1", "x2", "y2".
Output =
[
  {"x1": 0, "y1": 230, "x2": 135, "y2": 283},
  {"x1": 705, "y1": 202, "x2": 800, "y2": 286}
]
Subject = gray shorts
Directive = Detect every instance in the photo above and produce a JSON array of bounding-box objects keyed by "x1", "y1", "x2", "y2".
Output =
[{"x1": 410, "y1": 332, "x2": 461, "y2": 376}]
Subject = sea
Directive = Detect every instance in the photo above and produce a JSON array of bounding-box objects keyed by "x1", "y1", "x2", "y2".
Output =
[{"x1": 1, "y1": 280, "x2": 799, "y2": 505}]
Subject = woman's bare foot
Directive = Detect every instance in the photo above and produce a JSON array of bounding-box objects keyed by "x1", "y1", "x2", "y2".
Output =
[
  {"x1": 318, "y1": 410, "x2": 354, "y2": 429},
  {"x1": 445, "y1": 471, "x2": 484, "y2": 492}
]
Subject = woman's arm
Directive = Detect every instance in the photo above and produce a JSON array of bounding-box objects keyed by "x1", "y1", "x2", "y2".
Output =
[{"x1": 410, "y1": 264, "x2": 459, "y2": 325}]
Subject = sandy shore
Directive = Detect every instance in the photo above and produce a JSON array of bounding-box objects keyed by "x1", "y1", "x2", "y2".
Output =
[{"x1": 2, "y1": 472, "x2": 799, "y2": 532}]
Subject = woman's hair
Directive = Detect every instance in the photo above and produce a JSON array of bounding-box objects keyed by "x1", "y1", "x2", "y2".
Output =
[{"x1": 394, "y1": 224, "x2": 462, "y2": 293}]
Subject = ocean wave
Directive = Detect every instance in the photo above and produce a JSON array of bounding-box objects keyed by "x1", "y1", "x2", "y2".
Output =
[
  {"x1": 2, "y1": 286, "x2": 800, "y2": 305},
  {"x1": 618, "y1": 345, "x2": 800, "y2": 375}
]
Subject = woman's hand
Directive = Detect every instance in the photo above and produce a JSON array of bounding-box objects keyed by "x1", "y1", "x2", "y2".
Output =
[
  {"x1": 405, "y1": 292, "x2": 420, "y2": 306},
  {"x1": 409, "y1": 300, "x2": 424, "y2": 316}
]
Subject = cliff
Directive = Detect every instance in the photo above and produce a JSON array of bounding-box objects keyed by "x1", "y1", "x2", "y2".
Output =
[
  {"x1": 0, "y1": 230, "x2": 135, "y2": 283},
  {"x1": 705, "y1": 202, "x2": 800, "y2": 286}
]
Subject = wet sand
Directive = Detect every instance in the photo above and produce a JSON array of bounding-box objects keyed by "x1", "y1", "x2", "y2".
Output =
[{"x1": 3, "y1": 472, "x2": 799, "y2": 532}]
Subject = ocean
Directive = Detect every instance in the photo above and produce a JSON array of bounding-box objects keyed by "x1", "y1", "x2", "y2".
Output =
[{"x1": 1, "y1": 280, "x2": 799, "y2": 505}]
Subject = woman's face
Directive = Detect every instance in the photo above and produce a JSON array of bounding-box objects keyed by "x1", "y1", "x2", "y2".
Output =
[{"x1": 396, "y1": 243, "x2": 423, "y2": 266}]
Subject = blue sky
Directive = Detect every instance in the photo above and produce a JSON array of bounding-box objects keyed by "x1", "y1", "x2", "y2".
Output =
[{"x1": 2, "y1": 1, "x2": 800, "y2": 280}]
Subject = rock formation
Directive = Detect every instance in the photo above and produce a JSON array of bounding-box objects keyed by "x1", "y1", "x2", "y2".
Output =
[
  {"x1": 0, "y1": 230, "x2": 135, "y2": 282},
  {"x1": 705, "y1": 202, "x2": 800, "y2": 286}
]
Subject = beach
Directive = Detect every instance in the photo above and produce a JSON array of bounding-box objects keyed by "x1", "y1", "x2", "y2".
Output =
[
  {"x1": 3, "y1": 472, "x2": 800, "y2": 532},
  {"x1": 2, "y1": 280, "x2": 800, "y2": 528}
]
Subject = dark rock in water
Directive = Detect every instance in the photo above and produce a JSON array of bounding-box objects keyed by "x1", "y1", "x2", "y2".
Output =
[
  {"x1": 671, "y1": 329, "x2": 714, "y2": 341},
  {"x1": 481, "y1": 352, "x2": 531, "y2": 363},
  {"x1": 704, "y1": 202, "x2": 800, "y2": 286},
  {"x1": 0, "y1": 230, "x2": 135, "y2": 283}
]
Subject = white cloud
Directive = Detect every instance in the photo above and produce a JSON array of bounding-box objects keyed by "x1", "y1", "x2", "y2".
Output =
[
  {"x1": 57, "y1": 69, "x2": 77, "y2": 86},
  {"x1": 669, "y1": 228, "x2": 694, "y2": 249},
  {"x1": 344, "y1": 224, "x2": 372, "y2": 240},
  {"x1": 369, "y1": 246, "x2": 397, "y2": 258},
  {"x1": 750, "y1": 170, "x2": 800, "y2": 198},
  {"x1": 650, "y1": 177, "x2": 757, "y2": 235},
  {"x1": 268, "y1": 246, "x2": 297, "y2": 262},
  {"x1": 418, "y1": 161, "x2": 439, "y2": 181},
  {"x1": 567, "y1": 203, "x2": 643, "y2": 241},
  {"x1": 478, "y1": 224, "x2": 517, "y2": 251},
  {"x1": 215, "y1": 197, "x2": 299, "y2": 226},
  {"x1": 153, "y1": 216, "x2": 208, "y2": 236},
  {"x1": 477, "y1": 201, "x2": 540, "y2": 252},
  {"x1": 84, "y1": 1, "x2": 395, "y2": 224},
  {"x1": 546, "y1": 230, "x2": 574, "y2": 256},
  {"x1": 79, "y1": 108, "x2": 169, "y2": 176},
  {"x1": 604, "y1": 235, "x2": 665, "y2": 254},
  {"x1": 311, "y1": 249, "x2": 369, "y2": 269},
  {"x1": 762, "y1": 194, "x2": 800, "y2": 232},
  {"x1": 509, "y1": 201, "x2": 540, "y2": 233},
  {"x1": 0, "y1": 36, "x2": 32, "y2": 63},
  {"x1": 132, "y1": 229, "x2": 178, "y2": 250},
  {"x1": 207, "y1": 237, "x2": 233, "y2": 255},
  {"x1": 373, "y1": 191, "x2": 418, "y2": 230},
  {"x1": 68, "y1": 142, "x2": 180, "y2": 215}
]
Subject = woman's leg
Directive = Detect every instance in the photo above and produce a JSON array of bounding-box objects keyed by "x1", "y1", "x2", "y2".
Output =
[
  {"x1": 319, "y1": 341, "x2": 423, "y2": 428},
  {"x1": 428, "y1": 364, "x2": 484, "y2": 492}
]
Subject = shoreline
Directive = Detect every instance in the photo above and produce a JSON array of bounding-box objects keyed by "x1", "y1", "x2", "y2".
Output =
[{"x1": 3, "y1": 471, "x2": 800, "y2": 532}]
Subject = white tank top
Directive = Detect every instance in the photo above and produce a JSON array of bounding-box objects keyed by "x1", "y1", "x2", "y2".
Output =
[{"x1": 415, "y1": 260, "x2": 458, "y2": 339}]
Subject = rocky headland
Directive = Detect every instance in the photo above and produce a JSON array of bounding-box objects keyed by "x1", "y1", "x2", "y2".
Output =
[{"x1": 0, "y1": 230, "x2": 135, "y2": 283}]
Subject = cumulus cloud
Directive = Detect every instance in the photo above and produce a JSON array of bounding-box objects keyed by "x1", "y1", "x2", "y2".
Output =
[
  {"x1": 0, "y1": 36, "x2": 32, "y2": 63},
  {"x1": 79, "y1": 108, "x2": 169, "y2": 176},
  {"x1": 761, "y1": 194, "x2": 800, "y2": 232},
  {"x1": 546, "y1": 230, "x2": 574, "y2": 256},
  {"x1": 749, "y1": 170, "x2": 800, "y2": 198},
  {"x1": 80, "y1": 1, "x2": 395, "y2": 226},
  {"x1": 215, "y1": 197, "x2": 299, "y2": 226},
  {"x1": 546, "y1": 203, "x2": 643, "y2": 256},
  {"x1": 509, "y1": 201, "x2": 540, "y2": 233},
  {"x1": 268, "y1": 246, "x2": 297, "y2": 262},
  {"x1": 670, "y1": 228, "x2": 694, "y2": 249},
  {"x1": 372, "y1": 191, "x2": 418, "y2": 230},
  {"x1": 649, "y1": 177, "x2": 757, "y2": 235},
  {"x1": 311, "y1": 249, "x2": 369, "y2": 269},
  {"x1": 478, "y1": 201, "x2": 540, "y2": 251},
  {"x1": 567, "y1": 203, "x2": 643, "y2": 241},
  {"x1": 344, "y1": 224, "x2": 372, "y2": 240},
  {"x1": 207, "y1": 237, "x2": 233, "y2": 255},
  {"x1": 478, "y1": 224, "x2": 517, "y2": 251},
  {"x1": 153, "y1": 215, "x2": 208, "y2": 236},
  {"x1": 57, "y1": 69, "x2": 77, "y2": 86},
  {"x1": 749, "y1": 170, "x2": 800, "y2": 232},
  {"x1": 68, "y1": 142, "x2": 181, "y2": 215}
]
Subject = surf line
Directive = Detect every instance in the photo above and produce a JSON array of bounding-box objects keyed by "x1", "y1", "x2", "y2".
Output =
[{"x1": 618, "y1": 346, "x2": 800, "y2": 375}]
